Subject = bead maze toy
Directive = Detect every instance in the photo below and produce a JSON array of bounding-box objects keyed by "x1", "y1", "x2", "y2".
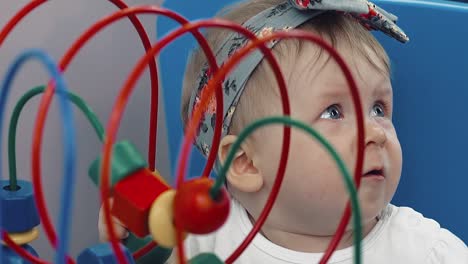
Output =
[{"x1": 0, "y1": 1, "x2": 377, "y2": 264}]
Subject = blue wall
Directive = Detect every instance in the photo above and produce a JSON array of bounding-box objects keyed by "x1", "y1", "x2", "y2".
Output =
[{"x1": 158, "y1": 0, "x2": 468, "y2": 242}]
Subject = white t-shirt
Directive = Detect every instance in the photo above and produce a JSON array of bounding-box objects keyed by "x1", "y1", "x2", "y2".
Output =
[{"x1": 174, "y1": 199, "x2": 467, "y2": 264}]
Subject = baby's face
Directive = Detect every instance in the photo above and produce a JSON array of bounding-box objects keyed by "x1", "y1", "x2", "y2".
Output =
[{"x1": 250, "y1": 42, "x2": 402, "y2": 235}]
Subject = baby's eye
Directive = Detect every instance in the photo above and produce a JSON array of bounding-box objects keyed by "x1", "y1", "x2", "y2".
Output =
[
  {"x1": 320, "y1": 104, "x2": 343, "y2": 120},
  {"x1": 371, "y1": 102, "x2": 386, "y2": 117}
]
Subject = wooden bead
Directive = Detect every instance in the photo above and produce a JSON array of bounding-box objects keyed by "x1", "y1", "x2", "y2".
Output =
[
  {"x1": 174, "y1": 178, "x2": 230, "y2": 234},
  {"x1": 189, "y1": 253, "x2": 224, "y2": 264},
  {"x1": 0, "y1": 180, "x2": 40, "y2": 233},
  {"x1": 1, "y1": 244, "x2": 39, "y2": 263},
  {"x1": 148, "y1": 190, "x2": 186, "y2": 248},
  {"x1": 2, "y1": 227, "x2": 39, "y2": 246},
  {"x1": 150, "y1": 169, "x2": 169, "y2": 188},
  {"x1": 112, "y1": 168, "x2": 170, "y2": 237},
  {"x1": 123, "y1": 232, "x2": 172, "y2": 264},
  {"x1": 88, "y1": 140, "x2": 147, "y2": 188}
]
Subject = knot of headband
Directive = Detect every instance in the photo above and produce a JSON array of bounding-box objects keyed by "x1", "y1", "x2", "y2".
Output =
[{"x1": 188, "y1": 0, "x2": 408, "y2": 158}]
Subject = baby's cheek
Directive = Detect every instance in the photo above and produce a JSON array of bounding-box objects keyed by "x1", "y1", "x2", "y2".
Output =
[
  {"x1": 388, "y1": 140, "x2": 403, "y2": 183},
  {"x1": 286, "y1": 164, "x2": 340, "y2": 195},
  {"x1": 387, "y1": 132, "x2": 403, "y2": 170}
]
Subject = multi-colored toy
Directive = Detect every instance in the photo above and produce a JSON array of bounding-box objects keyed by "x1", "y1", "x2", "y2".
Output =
[{"x1": 0, "y1": 1, "x2": 369, "y2": 264}]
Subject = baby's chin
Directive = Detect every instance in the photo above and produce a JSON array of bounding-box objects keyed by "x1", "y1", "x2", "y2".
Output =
[
  {"x1": 345, "y1": 201, "x2": 388, "y2": 230},
  {"x1": 294, "y1": 204, "x2": 386, "y2": 236},
  {"x1": 253, "y1": 196, "x2": 389, "y2": 236}
]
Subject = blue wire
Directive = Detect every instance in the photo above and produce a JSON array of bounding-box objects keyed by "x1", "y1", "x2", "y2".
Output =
[{"x1": 0, "y1": 49, "x2": 77, "y2": 264}]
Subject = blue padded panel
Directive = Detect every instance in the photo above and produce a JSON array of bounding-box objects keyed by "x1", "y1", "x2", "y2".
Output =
[
  {"x1": 158, "y1": 0, "x2": 468, "y2": 242},
  {"x1": 374, "y1": 0, "x2": 468, "y2": 243},
  {"x1": 157, "y1": 0, "x2": 241, "y2": 182}
]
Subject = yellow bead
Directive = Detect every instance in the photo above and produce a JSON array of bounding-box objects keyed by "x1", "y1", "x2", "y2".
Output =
[
  {"x1": 2, "y1": 227, "x2": 39, "y2": 245},
  {"x1": 148, "y1": 190, "x2": 186, "y2": 247}
]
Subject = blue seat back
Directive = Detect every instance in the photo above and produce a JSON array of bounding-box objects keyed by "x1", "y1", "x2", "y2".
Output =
[
  {"x1": 158, "y1": 0, "x2": 468, "y2": 243},
  {"x1": 374, "y1": 0, "x2": 468, "y2": 243},
  {"x1": 157, "y1": 0, "x2": 240, "y2": 181}
]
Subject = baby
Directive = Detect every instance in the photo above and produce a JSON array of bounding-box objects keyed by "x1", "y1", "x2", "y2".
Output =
[{"x1": 100, "y1": 0, "x2": 468, "y2": 263}]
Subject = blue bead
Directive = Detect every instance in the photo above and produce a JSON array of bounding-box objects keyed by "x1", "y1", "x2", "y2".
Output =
[
  {"x1": 77, "y1": 243, "x2": 136, "y2": 264},
  {"x1": 1, "y1": 244, "x2": 39, "y2": 264},
  {"x1": 0, "y1": 180, "x2": 40, "y2": 233}
]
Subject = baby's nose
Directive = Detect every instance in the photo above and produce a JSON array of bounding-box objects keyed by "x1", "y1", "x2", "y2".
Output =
[{"x1": 365, "y1": 120, "x2": 387, "y2": 146}]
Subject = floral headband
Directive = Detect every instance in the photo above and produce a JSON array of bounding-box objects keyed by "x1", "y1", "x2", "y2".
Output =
[{"x1": 188, "y1": 0, "x2": 409, "y2": 157}]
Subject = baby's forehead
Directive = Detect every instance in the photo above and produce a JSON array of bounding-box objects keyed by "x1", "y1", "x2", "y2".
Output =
[
  {"x1": 268, "y1": 51, "x2": 392, "y2": 112},
  {"x1": 282, "y1": 42, "x2": 389, "y2": 83},
  {"x1": 269, "y1": 22, "x2": 391, "y2": 81}
]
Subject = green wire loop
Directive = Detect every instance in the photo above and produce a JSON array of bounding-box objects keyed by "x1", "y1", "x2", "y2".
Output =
[
  {"x1": 210, "y1": 116, "x2": 362, "y2": 264},
  {"x1": 8, "y1": 85, "x2": 104, "y2": 190}
]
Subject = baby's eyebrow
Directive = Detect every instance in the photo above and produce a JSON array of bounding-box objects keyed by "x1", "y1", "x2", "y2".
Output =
[
  {"x1": 313, "y1": 79, "x2": 392, "y2": 100},
  {"x1": 372, "y1": 84, "x2": 393, "y2": 98},
  {"x1": 314, "y1": 87, "x2": 348, "y2": 101},
  {"x1": 316, "y1": 80, "x2": 371, "y2": 98}
]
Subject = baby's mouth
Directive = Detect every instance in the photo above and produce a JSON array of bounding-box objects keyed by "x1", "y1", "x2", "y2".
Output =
[{"x1": 363, "y1": 168, "x2": 385, "y2": 178}]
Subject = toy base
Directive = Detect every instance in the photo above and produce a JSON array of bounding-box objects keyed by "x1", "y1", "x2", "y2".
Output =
[
  {"x1": 77, "y1": 243, "x2": 135, "y2": 264},
  {"x1": 1, "y1": 244, "x2": 38, "y2": 264}
]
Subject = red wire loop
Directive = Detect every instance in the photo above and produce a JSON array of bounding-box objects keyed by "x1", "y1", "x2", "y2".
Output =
[
  {"x1": 93, "y1": 17, "x2": 287, "y2": 263},
  {"x1": 131, "y1": 241, "x2": 158, "y2": 260},
  {"x1": 172, "y1": 20, "x2": 290, "y2": 264},
  {"x1": 177, "y1": 29, "x2": 365, "y2": 264},
  {"x1": 0, "y1": 0, "x2": 47, "y2": 47},
  {"x1": 34, "y1": 6, "x2": 221, "y2": 264},
  {"x1": 2, "y1": 231, "x2": 48, "y2": 264},
  {"x1": 1, "y1": 3, "x2": 365, "y2": 264},
  {"x1": 1, "y1": 1, "x2": 159, "y2": 262}
]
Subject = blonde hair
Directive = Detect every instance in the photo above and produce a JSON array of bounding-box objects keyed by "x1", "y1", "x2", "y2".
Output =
[{"x1": 181, "y1": 0, "x2": 390, "y2": 137}]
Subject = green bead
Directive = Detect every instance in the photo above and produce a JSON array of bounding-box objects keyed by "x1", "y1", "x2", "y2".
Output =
[
  {"x1": 124, "y1": 232, "x2": 172, "y2": 264},
  {"x1": 88, "y1": 141, "x2": 147, "y2": 188},
  {"x1": 189, "y1": 253, "x2": 224, "y2": 264}
]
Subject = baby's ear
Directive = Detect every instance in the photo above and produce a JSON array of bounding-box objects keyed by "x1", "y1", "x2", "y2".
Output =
[{"x1": 218, "y1": 135, "x2": 263, "y2": 193}]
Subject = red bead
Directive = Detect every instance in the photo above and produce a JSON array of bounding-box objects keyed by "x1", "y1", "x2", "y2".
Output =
[
  {"x1": 112, "y1": 168, "x2": 170, "y2": 237},
  {"x1": 174, "y1": 178, "x2": 230, "y2": 234},
  {"x1": 368, "y1": 6, "x2": 378, "y2": 17}
]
